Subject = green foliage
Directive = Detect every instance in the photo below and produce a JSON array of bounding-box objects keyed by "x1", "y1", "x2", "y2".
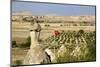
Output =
[
  {"x1": 73, "y1": 24, "x2": 77, "y2": 26},
  {"x1": 17, "y1": 36, "x2": 31, "y2": 48},
  {"x1": 78, "y1": 29, "x2": 84, "y2": 36},
  {"x1": 86, "y1": 43, "x2": 96, "y2": 61},
  {"x1": 57, "y1": 53, "x2": 77, "y2": 63},
  {"x1": 15, "y1": 60, "x2": 22, "y2": 65},
  {"x1": 12, "y1": 41, "x2": 17, "y2": 48},
  {"x1": 45, "y1": 24, "x2": 50, "y2": 27},
  {"x1": 11, "y1": 60, "x2": 22, "y2": 67},
  {"x1": 44, "y1": 30, "x2": 96, "y2": 63},
  {"x1": 11, "y1": 65, "x2": 17, "y2": 67}
]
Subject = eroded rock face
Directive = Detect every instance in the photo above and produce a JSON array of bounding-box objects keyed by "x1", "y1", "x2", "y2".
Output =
[
  {"x1": 45, "y1": 48, "x2": 57, "y2": 63},
  {"x1": 23, "y1": 21, "x2": 51, "y2": 65},
  {"x1": 23, "y1": 44, "x2": 51, "y2": 65}
]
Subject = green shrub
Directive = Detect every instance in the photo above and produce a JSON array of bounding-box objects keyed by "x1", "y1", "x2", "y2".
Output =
[
  {"x1": 15, "y1": 60, "x2": 22, "y2": 65},
  {"x1": 56, "y1": 53, "x2": 77, "y2": 63},
  {"x1": 45, "y1": 24, "x2": 50, "y2": 27},
  {"x1": 12, "y1": 41, "x2": 17, "y2": 48},
  {"x1": 11, "y1": 65, "x2": 17, "y2": 67},
  {"x1": 17, "y1": 36, "x2": 31, "y2": 48}
]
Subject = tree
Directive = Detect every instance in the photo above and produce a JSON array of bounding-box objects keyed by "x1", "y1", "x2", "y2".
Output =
[{"x1": 12, "y1": 41, "x2": 17, "y2": 48}]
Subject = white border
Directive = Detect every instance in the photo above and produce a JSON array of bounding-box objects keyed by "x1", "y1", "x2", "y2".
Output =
[{"x1": 0, "y1": 0, "x2": 100, "y2": 67}]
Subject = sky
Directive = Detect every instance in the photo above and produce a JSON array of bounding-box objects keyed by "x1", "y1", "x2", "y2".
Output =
[{"x1": 12, "y1": 1, "x2": 96, "y2": 16}]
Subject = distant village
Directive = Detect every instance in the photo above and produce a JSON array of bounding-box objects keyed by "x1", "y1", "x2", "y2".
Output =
[{"x1": 12, "y1": 11, "x2": 95, "y2": 26}]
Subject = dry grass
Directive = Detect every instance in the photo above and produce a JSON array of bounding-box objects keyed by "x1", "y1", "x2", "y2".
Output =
[{"x1": 12, "y1": 48, "x2": 28, "y2": 65}]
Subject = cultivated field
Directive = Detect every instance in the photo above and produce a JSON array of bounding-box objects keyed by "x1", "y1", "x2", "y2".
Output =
[{"x1": 12, "y1": 22, "x2": 95, "y2": 44}]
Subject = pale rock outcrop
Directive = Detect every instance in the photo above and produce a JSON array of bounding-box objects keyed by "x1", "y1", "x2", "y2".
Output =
[
  {"x1": 23, "y1": 18, "x2": 51, "y2": 65},
  {"x1": 45, "y1": 48, "x2": 57, "y2": 63}
]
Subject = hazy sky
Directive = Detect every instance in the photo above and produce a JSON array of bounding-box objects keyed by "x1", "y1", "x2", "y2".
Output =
[{"x1": 12, "y1": 1, "x2": 95, "y2": 16}]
